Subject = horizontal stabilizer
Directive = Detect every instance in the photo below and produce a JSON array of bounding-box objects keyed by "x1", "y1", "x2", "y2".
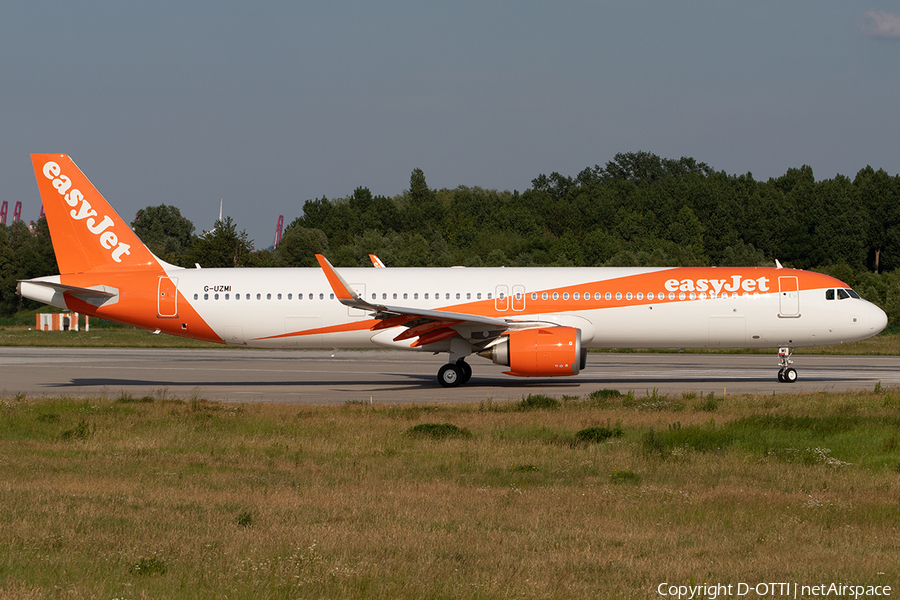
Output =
[{"x1": 18, "y1": 276, "x2": 118, "y2": 309}]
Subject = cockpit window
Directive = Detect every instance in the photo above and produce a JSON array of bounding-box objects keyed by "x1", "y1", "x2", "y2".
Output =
[
  {"x1": 825, "y1": 289, "x2": 835, "y2": 300},
  {"x1": 837, "y1": 289, "x2": 850, "y2": 300},
  {"x1": 846, "y1": 289, "x2": 860, "y2": 299}
]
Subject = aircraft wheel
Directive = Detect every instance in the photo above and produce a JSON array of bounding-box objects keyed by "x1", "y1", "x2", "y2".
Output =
[
  {"x1": 457, "y1": 360, "x2": 473, "y2": 384},
  {"x1": 783, "y1": 367, "x2": 798, "y2": 383},
  {"x1": 438, "y1": 363, "x2": 463, "y2": 388},
  {"x1": 777, "y1": 369, "x2": 785, "y2": 383}
]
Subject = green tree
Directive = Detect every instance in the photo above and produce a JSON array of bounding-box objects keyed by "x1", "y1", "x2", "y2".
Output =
[
  {"x1": 0, "y1": 218, "x2": 58, "y2": 316},
  {"x1": 184, "y1": 217, "x2": 253, "y2": 268},
  {"x1": 402, "y1": 169, "x2": 443, "y2": 231},
  {"x1": 274, "y1": 225, "x2": 328, "y2": 267},
  {"x1": 132, "y1": 205, "x2": 196, "y2": 265}
]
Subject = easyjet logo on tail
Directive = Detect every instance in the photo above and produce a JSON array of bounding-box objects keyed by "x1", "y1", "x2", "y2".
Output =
[{"x1": 41, "y1": 161, "x2": 131, "y2": 262}]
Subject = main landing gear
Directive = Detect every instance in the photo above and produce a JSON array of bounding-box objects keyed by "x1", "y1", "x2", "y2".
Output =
[
  {"x1": 438, "y1": 359, "x2": 473, "y2": 388},
  {"x1": 777, "y1": 347, "x2": 797, "y2": 383}
]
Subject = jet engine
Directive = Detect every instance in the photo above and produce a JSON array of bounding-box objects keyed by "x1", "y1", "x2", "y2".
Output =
[{"x1": 478, "y1": 327, "x2": 586, "y2": 377}]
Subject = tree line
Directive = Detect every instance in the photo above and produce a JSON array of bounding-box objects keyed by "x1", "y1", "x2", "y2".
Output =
[{"x1": 2, "y1": 151, "x2": 898, "y2": 325}]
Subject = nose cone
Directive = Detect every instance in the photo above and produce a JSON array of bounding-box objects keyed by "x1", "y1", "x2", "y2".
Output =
[{"x1": 870, "y1": 302, "x2": 888, "y2": 334}]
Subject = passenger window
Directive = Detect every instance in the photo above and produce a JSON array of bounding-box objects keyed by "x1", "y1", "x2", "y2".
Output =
[
  {"x1": 486, "y1": 293, "x2": 491, "y2": 300},
  {"x1": 256, "y1": 293, "x2": 261, "y2": 300},
  {"x1": 193, "y1": 293, "x2": 198, "y2": 300},
  {"x1": 225, "y1": 294, "x2": 229, "y2": 300},
  {"x1": 542, "y1": 292, "x2": 548, "y2": 300},
  {"x1": 403, "y1": 293, "x2": 408, "y2": 300},
  {"x1": 467, "y1": 293, "x2": 472, "y2": 300},
  {"x1": 236, "y1": 294, "x2": 240, "y2": 300},
  {"x1": 626, "y1": 292, "x2": 632, "y2": 300},
  {"x1": 424, "y1": 293, "x2": 429, "y2": 300},
  {"x1": 246, "y1": 294, "x2": 250, "y2": 300},
  {"x1": 825, "y1": 289, "x2": 834, "y2": 300},
  {"x1": 330, "y1": 294, "x2": 335, "y2": 300},
  {"x1": 552, "y1": 292, "x2": 559, "y2": 300},
  {"x1": 307, "y1": 294, "x2": 312, "y2": 300},
  {"x1": 837, "y1": 289, "x2": 850, "y2": 300},
  {"x1": 456, "y1": 293, "x2": 460, "y2": 300},
  {"x1": 393, "y1": 293, "x2": 398, "y2": 300},
  {"x1": 637, "y1": 292, "x2": 643, "y2": 300},
  {"x1": 266, "y1": 293, "x2": 271, "y2": 300},
  {"x1": 204, "y1": 293, "x2": 208, "y2": 300},
  {"x1": 477, "y1": 293, "x2": 481, "y2": 300},
  {"x1": 616, "y1": 292, "x2": 622, "y2": 300},
  {"x1": 595, "y1": 292, "x2": 601, "y2": 300},
  {"x1": 562, "y1": 293, "x2": 569, "y2": 300},
  {"x1": 319, "y1": 293, "x2": 324, "y2": 300},
  {"x1": 605, "y1": 292, "x2": 611, "y2": 301},
  {"x1": 214, "y1": 294, "x2": 219, "y2": 300},
  {"x1": 414, "y1": 293, "x2": 419, "y2": 300},
  {"x1": 647, "y1": 292, "x2": 654, "y2": 300},
  {"x1": 573, "y1": 292, "x2": 579, "y2": 300}
]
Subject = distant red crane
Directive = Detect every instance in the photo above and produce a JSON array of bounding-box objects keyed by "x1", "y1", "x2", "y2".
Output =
[
  {"x1": 0, "y1": 201, "x2": 7, "y2": 225},
  {"x1": 13, "y1": 201, "x2": 22, "y2": 222},
  {"x1": 274, "y1": 215, "x2": 284, "y2": 249}
]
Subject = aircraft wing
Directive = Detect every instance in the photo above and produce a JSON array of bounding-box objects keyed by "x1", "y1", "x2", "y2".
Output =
[{"x1": 316, "y1": 254, "x2": 510, "y2": 347}]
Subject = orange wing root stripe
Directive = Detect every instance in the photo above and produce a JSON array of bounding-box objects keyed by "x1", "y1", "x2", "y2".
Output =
[
  {"x1": 410, "y1": 327, "x2": 459, "y2": 347},
  {"x1": 393, "y1": 320, "x2": 460, "y2": 342},
  {"x1": 371, "y1": 315, "x2": 415, "y2": 331}
]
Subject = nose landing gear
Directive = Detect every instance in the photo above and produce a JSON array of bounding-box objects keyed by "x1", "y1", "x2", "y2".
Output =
[{"x1": 777, "y1": 347, "x2": 797, "y2": 383}]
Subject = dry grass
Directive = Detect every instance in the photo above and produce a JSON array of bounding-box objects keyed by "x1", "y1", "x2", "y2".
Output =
[{"x1": 1, "y1": 390, "x2": 899, "y2": 598}]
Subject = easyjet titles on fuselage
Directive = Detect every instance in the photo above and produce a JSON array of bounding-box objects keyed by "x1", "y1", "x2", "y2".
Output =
[
  {"x1": 41, "y1": 160, "x2": 131, "y2": 263},
  {"x1": 664, "y1": 275, "x2": 770, "y2": 295}
]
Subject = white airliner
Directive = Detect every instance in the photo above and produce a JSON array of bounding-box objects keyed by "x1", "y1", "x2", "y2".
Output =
[{"x1": 18, "y1": 154, "x2": 888, "y2": 387}]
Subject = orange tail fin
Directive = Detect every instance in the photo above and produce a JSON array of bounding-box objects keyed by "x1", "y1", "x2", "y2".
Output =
[{"x1": 31, "y1": 154, "x2": 161, "y2": 274}]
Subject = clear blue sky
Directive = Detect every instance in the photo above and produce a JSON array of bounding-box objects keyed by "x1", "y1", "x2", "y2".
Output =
[{"x1": 2, "y1": 1, "x2": 899, "y2": 248}]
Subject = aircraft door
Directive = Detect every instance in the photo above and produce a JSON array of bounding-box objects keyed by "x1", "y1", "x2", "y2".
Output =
[
  {"x1": 778, "y1": 276, "x2": 800, "y2": 317},
  {"x1": 512, "y1": 285, "x2": 526, "y2": 311},
  {"x1": 158, "y1": 277, "x2": 178, "y2": 318},
  {"x1": 495, "y1": 285, "x2": 509, "y2": 312}
]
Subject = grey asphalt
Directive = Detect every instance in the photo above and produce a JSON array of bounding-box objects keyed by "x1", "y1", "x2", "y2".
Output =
[{"x1": 0, "y1": 347, "x2": 896, "y2": 404}]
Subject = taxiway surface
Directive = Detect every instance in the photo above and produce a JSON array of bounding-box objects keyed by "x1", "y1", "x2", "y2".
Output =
[{"x1": 0, "y1": 347, "x2": 896, "y2": 403}]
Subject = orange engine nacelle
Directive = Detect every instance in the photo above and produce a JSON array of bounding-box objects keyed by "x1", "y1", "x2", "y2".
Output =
[{"x1": 479, "y1": 327, "x2": 586, "y2": 377}]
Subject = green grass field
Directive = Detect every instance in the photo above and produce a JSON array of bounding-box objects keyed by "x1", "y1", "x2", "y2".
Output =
[{"x1": 1, "y1": 389, "x2": 899, "y2": 599}]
